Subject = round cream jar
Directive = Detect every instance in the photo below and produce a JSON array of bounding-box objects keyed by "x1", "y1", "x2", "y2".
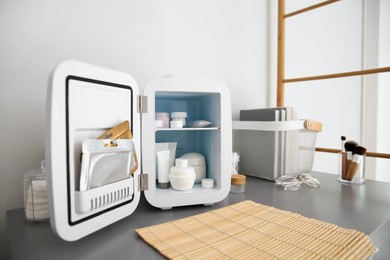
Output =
[
  {"x1": 180, "y1": 153, "x2": 206, "y2": 183},
  {"x1": 171, "y1": 112, "x2": 187, "y2": 127},
  {"x1": 169, "y1": 158, "x2": 196, "y2": 191}
]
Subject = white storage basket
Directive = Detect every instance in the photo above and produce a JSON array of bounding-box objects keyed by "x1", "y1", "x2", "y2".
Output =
[{"x1": 233, "y1": 120, "x2": 322, "y2": 180}]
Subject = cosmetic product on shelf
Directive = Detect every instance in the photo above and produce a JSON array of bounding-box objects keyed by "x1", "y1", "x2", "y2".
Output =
[
  {"x1": 180, "y1": 153, "x2": 206, "y2": 183},
  {"x1": 155, "y1": 113, "x2": 170, "y2": 128},
  {"x1": 169, "y1": 159, "x2": 196, "y2": 191},
  {"x1": 171, "y1": 112, "x2": 187, "y2": 127}
]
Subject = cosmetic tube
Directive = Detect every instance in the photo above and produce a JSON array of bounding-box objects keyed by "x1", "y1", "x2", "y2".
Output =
[
  {"x1": 156, "y1": 143, "x2": 177, "y2": 170},
  {"x1": 157, "y1": 150, "x2": 170, "y2": 189}
]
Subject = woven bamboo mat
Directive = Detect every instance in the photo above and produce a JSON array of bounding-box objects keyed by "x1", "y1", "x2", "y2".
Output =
[{"x1": 136, "y1": 200, "x2": 376, "y2": 259}]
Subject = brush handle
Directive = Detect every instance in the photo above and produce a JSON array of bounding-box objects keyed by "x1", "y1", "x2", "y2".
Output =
[
  {"x1": 346, "y1": 162, "x2": 359, "y2": 181},
  {"x1": 346, "y1": 152, "x2": 353, "y2": 172},
  {"x1": 315, "y1": 147, "x2": 390, "y2": 159},
  {"x1": 341, "y1": 152, "x2": 347, "y2": 180},
  {"x1": 351, "y1": 154, "x2": 363, "y2": 164}
]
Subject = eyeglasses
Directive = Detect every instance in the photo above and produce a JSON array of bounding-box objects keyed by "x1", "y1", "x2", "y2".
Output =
[{"x1": 275, "y1": 173, "x2": 320, "y2": 191}]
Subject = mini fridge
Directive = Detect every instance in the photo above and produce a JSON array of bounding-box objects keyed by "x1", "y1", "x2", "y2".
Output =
[{"x1": 45, "y1": 60, "x2": 232, "y2": 241}]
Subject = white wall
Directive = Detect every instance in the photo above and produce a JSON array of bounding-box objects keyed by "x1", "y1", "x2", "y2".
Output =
[
  {"x1": 270, "y1": 0, "x2": 378, "y2": 176},
  {"x1": 0, "y1": 0, "x2": 268, "y2": 257},
  {"x1": 362, "y1": 0, "x2": 380, "y2": 180},
  {"x1": 376, "y1": 0, "x2": 390, "y2": 181},
  {"x1": 283, "y1": 0, "x2": 364, "y2": 174},
  {"x1": 270, "y1": 0, "x2": 389, "y2": 179}
]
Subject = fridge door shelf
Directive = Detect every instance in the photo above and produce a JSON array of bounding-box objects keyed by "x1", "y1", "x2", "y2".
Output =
[{"x1": 75, "y1": 177, "x2": 134, "y2": 214}]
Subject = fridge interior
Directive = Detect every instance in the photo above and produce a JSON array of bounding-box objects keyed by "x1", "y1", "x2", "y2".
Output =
[{"x1": 154, "y1": 91, "x2": 222, "y2": 195}]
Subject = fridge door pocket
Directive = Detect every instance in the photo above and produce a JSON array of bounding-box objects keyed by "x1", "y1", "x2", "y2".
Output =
[
  {"x1": 75, "y1": 177, "x2": 134, "y2": 214},
  {"x1": 75, "y1": 139, "x2": 135, "y2": 214}
]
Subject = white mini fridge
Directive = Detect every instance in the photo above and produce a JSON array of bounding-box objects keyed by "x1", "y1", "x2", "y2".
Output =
[{"x1": 45, "y1": 60, "x2": 232, "y2": 241}]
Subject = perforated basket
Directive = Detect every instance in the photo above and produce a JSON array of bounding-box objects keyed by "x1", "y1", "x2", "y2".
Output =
[{"x1": 233, "y1": 120, "x2": 322, "y2": 180}]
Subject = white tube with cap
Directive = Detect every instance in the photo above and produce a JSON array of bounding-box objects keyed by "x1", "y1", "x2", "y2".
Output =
[{"x1": 157, "y1": 150, "x2": 170, "y2": 189}]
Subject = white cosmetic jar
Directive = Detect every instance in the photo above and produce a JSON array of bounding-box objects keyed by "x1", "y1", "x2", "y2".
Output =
[
  {"x1": 180, "y1": 153, "x2": 206, "y2": 183},
  {"x1": 201, "y1": 178, "x2": 214, "y2": 189},
  {"x1": 170, "y1": 120, "x2": 183, "y2": 128},
  {"x1": 155, "y1": 112, "x2": 170, "y2": 128},
  {"x1": 169, "y1": 159, "x2": 196, "y2": 191},
  {"x1": 171, "y1": 112, "x2": 187, "y2": 127}
]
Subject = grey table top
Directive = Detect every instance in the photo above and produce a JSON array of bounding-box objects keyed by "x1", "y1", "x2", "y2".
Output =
[{"x1": 7, "y1": 172, "x2": 390, "y2": 259}]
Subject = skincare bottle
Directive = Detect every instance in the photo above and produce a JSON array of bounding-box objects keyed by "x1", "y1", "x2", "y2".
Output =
[{"x1": 169, "y1": 159, "x2": 196, "y2": 191}]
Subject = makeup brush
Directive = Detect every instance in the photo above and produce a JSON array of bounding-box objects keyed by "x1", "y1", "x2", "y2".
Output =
[
  {"x1": 345, "y1": 140, "x2": 358, "y2": 171},
  {"x1": 340, "y1": 136, "x2": 347, "y2": 180},
  {"x1": 346, "y1": 145, "x2": 367, "y2": 181},
  {"x1": 341, "y1": 136, "x2": 346, "y2": 152}
]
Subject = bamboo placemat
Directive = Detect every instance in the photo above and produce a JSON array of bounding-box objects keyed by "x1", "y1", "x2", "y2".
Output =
[{"x1": 136, "y1": 200, "x2": 377, "y2": 259}]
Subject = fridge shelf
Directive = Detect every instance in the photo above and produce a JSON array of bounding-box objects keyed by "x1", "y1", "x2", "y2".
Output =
[
  {"x1": 156, "y1": 127, "x2": 220, "y2": 132},
  {"x1": 155, "y1": 184, "x2": 219, "y2": 196}
]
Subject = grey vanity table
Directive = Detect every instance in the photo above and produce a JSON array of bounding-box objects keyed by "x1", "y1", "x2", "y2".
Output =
[{"x1": 7, "y1": 172, "x2": 390, "y2": 259}]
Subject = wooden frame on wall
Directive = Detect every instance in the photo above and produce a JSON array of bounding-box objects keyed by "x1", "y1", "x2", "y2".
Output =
[{"x1": 276, "y1": 0, "x2": 390, "y2": 159}]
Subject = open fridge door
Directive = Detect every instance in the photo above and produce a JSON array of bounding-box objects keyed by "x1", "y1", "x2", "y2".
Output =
[{"x1": 45, "y1": 60, "x2": 141, "y2": 241}]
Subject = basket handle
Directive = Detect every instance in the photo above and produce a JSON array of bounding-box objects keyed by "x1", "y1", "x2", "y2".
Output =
[{"x1": 304, "y1": 120, "x2": 322, "y2": 132}]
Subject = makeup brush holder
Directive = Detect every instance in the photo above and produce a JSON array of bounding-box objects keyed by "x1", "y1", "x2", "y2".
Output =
[{"x1": 337, "y1": 152, "x2": 365, "y2": 184}]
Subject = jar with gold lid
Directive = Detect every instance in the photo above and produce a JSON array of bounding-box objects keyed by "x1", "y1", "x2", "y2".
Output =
[{"x1": 230, "y1": 174, "x2": 246, "y2": 193}]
